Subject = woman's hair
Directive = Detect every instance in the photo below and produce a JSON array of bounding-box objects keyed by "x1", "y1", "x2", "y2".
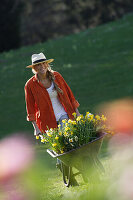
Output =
[
  {"x1": 47, "y1": 69, "x2": 63, "y2": 94},
  {"x1": 32, "y1": 64, "x2": 63, "y2": 94}
]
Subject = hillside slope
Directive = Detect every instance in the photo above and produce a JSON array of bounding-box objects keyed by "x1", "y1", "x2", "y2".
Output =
[{"x1": 0, "y1": 13, "x2": 133, "y2": 137}]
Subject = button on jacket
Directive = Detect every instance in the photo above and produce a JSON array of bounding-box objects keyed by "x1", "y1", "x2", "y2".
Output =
[{"x1": 25, "y1": 71, "x2": 79, "y2": 133}]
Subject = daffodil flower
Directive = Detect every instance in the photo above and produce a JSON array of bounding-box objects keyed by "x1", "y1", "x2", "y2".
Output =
[
  {"x1": 101, "y1": 115, "x2": 107, "y2": 122},
  {"x1": 41, "y1": 139, "x2": 45, "y2": 143},
  {"x1": 65, "y1": 127, "x2": 70, "y2": 131},
  {"x1": 62, "y1": 119, "x2": 66, "y2": 123},
  {"x1": 86, "y1": 111, "x2": 90, "y2": 115},
  {"x1": 69, "y1": 138, "x2": 73, "y2": 143},
  {"x1": 61, "y1": 150, "x2": 64, "y2": 154},
  {"x1": 58, "y1": 132, "x2": 62, "y2": 136},
  {"x1": 76, "y1": 116, "x2": 81, "y2": 121},
  {"x1": 95, "y1": 115, "x2": 101, "y2": 120},
  {"x1": 68, "y1": 119, "x2": 72, "y2": 123},
  {"x1": 74, "y1": 136, "x2": 78, "y2": 142},
  {"x1": 47, "y1": 132, "x2": 52, "y2": 137},
  {"x1": 55, "y1": 136, "x2": 59, "y2": 140},
  {"x1": 85, "y1": 112, "x2": 92, "y2": 118},
  {"x1": 72, "y1": 121, "x2": 76, "y2": 125},
  {"x1": 52, "y1": 143, "x2": 57, "y2": 147},
  {"x1": 89, "y1": 114, "x2": 94, "y2": 120},
  {"x1": 72, "y1": 112, "x2": 77, "y2": 118},
  {"x1": 64, "y1": 132, "x2": 69, "y2": 137}
]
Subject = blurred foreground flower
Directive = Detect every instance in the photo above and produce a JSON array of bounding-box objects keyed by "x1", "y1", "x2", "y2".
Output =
[
  {"x1": 107, "y1": 136, "x2": 133, "y2": 200},
  {"x1": 0, "y1": 134, "x2": 41, "y2": 200},
  {"x1": 0, "y1": 135, "x2": 34, "y2": 181},
  {"x1": 99, "y1": 98, "x2": 133, "y2": 135}
]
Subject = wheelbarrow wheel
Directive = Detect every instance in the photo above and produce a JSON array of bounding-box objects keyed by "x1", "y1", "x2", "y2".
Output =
[
  {"x1": 61, "y1": 163, "x2": 79, "y2": 187},
  {"x1": 61, "y1": 162, "x2": 72, "y2": 187}
]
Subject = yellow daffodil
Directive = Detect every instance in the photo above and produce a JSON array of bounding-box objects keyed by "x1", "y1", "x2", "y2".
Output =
[
  {"x1": 36, "y1": 136, "x2": 39, "y2": 140},
  {"x1": 80, "y1": 114, "x2": 84, "y2": 119},
  {"x1": 64, "y1": 132, "x2": 69, "y2": 137},
  {"x1": 89, "y1": 114, "x2": 94, "y2": 120},
  {"x1": 68, "y1": 119, "x2": 72, "y2": 123},
  {"x1": 55, "y1": 136, "x2": 59, "y2": 140},
  {"x1": 85, "y1": 112, "x2": 92, "y2": 119},
  {"x1": 71, "y1": 131, "x2": 73, "y2": 135},
  {"x1": 65, "y1": 127, "x2": 70, "y2": 131},
  {"x1": 41, "y1": 139, "x2": 45, "y2": 143},
  {"x1": 72, "y1": 121, "x2": 76, "y2": 125},
  {"x1": 47, "y1": 132, "x2": 52, "y2": 137},
  {"x1": 81, "y1": 120, "x2": 85, "y2": 124},
  {"x1": 61, "y1": 150, "x2": 64, "y2": 154},
  {"x1": 62, "y1": 119, "x2": 66, "y2": 123},
  {"x1": 72, "y1": 112, "x2": 77, "y2": 118},
  {"x1": 86, "y1": 111, "x2": 90, "y2": 115},
  {"x1": 95, "y1": 115, "x2": 101, "y2": 120},
  {"x1": 52, "y1": 143, "x2": 57, "y2": 147},
  {"x1": 58, "y1": 132, "x2": 62, "y2": 136},
  {"x1": 76, "y1": 116, "x2": 81, "y2": 121},
  {"x1": 101, "y1": 115, "x2": 107, "y2": 122},
  {"x1": 58, "y1": 124, "x2": 61, "y2": 128}
]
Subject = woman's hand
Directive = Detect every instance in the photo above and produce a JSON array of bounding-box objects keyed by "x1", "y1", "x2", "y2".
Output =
[{"x1": 34, "y1": 127, "x2": 41, "y2": 136}]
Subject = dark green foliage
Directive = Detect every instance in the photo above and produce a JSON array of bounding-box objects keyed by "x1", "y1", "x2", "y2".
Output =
[
  {"x1": 0, "y1": 0, "x2": 22, "y2": 52},
  {"x1": 20, "y1": 0, "x2": 133, "y2": 46},
  {"x1": 1, "y1": 0, "x2": 133, "y2": 52}
]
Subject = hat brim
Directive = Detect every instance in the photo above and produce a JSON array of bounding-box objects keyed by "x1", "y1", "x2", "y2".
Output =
[{"x1": 26, "y1": 58, "x2": 54, "y2": 68}]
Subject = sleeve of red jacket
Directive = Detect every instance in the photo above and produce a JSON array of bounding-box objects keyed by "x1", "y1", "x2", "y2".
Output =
[
  {"x1": 24, "y1": 83, "x2": 36, "y2": 121},
  {"x1": 58, "y1": 72, "x2": 80, "y2": 109}
]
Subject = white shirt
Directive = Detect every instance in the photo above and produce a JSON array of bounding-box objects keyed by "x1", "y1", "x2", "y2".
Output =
[{"x1": 46, "y1": 82, "x2": 67, "y2": 121}]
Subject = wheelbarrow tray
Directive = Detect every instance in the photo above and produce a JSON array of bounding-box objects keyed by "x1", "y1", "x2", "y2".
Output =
[{"x1": 47, "y1": 132, "x2": 107, "y2": 173}]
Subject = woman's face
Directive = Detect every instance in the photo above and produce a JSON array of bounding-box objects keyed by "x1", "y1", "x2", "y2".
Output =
[{"x1": 33, "y1": 62, "x2": 49, "y2": 74}]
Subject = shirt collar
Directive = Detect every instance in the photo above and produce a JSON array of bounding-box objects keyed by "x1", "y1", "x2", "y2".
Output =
[{"x1": 33, "y1": 74, "x2": 39, "y2": 82}]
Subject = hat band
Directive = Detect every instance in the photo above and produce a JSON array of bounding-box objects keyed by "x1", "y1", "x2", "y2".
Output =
[{"x1": 33, "y1": 58, "x2": 46, "y2": 64}]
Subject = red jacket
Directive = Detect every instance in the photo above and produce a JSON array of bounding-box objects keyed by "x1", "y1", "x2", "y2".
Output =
[{"x1": 25, "y1": 71, "x2": 79, "y2": 133}]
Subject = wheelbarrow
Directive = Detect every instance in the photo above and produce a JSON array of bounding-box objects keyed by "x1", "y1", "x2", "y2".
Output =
[{"x1": 47, "y1": 132, "x2": 107, "y2": 187}]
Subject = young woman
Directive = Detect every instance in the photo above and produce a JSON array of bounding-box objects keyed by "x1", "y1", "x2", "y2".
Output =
[{"x1": 25, "y1": 52, "x2": 80, "y2": 136}]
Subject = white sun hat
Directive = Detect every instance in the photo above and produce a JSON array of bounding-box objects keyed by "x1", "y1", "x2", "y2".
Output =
[{"x1": 26, "y1": 52, "x2": 54, "y2": 68}]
